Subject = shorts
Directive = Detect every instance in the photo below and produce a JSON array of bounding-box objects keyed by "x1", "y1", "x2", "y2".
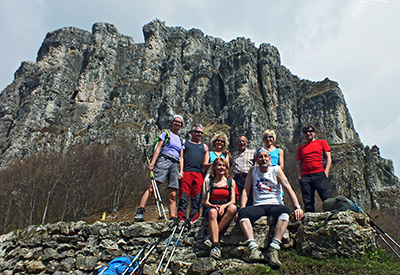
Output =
[
  {"x1": 203, "y1": 205, "x2": 238, "y2": 220},
  {"x1": 153, "y1": 155, "x2": 180, "y2": 189}
]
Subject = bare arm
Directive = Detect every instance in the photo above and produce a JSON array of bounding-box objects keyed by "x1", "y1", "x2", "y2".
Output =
[
  {"x1": 179, "y1": 149, "x2": 184, "y2": 179},
  {"x1": 227, "y1": 179, "x2": 236, "y2": 206},
  {"x1": 324, "y1": 151, "x2": 332, "y2": 177},
  {"x1": 148, "y1": 140, "x2": 163, "y2": 171},
  {"x1": 279, "y1": 148, "x2": 284, "y2": 171},
  {"x1": 240, "y1": 167, "x2": 254, "y2": 208},
  {"x1": 296, "y1": 159, "x2": 302, "y2": 179},
  {"x1": 225, "y1": 154, "x2": 230, "y2": 168},
  {"x1": 203, "y1": 150, "x2": 211, "y2": 170},
  {"x1": 277, "y1": 169, "x2": 304, "y2": 220},
  {"x1": 204, "y1": 180, "x2": 212, "y2": 208}
]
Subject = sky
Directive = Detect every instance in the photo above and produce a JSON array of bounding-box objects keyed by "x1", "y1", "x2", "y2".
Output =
[{"x1": 1, "y1": 0, "x2": 399, "y2": 176}]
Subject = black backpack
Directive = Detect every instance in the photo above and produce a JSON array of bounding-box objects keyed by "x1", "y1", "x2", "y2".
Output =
[{"x1": 208, "y1": 177, "x2": 238, "y2": 204}]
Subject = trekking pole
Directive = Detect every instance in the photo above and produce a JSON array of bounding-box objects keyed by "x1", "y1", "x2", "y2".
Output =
[
  {"x1": 121, "y1": 246, "x2": 146, "y2": 275},
  {"x1": 146, "y1": 155, "x2": 162, "y2": 218},
  {"x1": 376, "y1": 232, "x2": 400, "y2": 260},
  {"x1": 130, "y1": 235, "x2": 163, "y2": 275},
  {"x1": 146, "y1": 156, "x2": 168, "y2": 221},
  {"x1": 366, "y1": 213, "x2": 400, "y2": 250},
  {"x1": 155, "y1": 218, "x2": 181, "y2": 274},
  {"x1": 130, "y1": 220, "x2": 179, "y2": 275},
  {"x1": 162, "y1": 218, "x2": 191, "y2": 274}
]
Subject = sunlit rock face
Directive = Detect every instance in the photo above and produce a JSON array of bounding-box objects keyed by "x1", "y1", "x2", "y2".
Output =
[{"x1": 0, "y1": 20, "x2": 398, "y2": 215}]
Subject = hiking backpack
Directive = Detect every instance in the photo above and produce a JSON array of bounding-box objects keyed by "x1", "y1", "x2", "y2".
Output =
[
  {"x1": 152, "y1": 130, "x2": 171, "y2": 153},
  {"x1": 97, "y1": 255, "x2": 139, "y2": 275},
  {"x1": 322, "y1": 195, "x2": 363, "y2": 213},
  {"x1": 151, "y1": 130, "x2": 183, "y2": 157}
]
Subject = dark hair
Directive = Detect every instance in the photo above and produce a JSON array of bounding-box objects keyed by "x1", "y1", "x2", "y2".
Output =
[{"x1": 302, "y1": 124, "x2": 316, "y2": 133}]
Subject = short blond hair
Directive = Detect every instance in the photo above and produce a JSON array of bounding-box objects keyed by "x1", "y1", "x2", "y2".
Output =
[
  {"x1": 263, "y1": 129, "x2": 276, "y2": 140},
  {"x1": 210, "y1": 157, "x2": 229, "y2": 178}
]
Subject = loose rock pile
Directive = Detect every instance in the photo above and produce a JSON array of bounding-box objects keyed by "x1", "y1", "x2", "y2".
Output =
[{"x1": 0, "y1": 211, "x2": 377, "y2": 274}]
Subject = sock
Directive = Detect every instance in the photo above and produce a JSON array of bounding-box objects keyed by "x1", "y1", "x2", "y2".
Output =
[
  {"x1": 212, "y1": 242, "x2": 221, "y2": 249},
  {"x1": 247, "y1": 239, "x2": 258, "y2": 250},
  {"x1": 270, "y1": 238, "x2": 281, "y2": 250}
]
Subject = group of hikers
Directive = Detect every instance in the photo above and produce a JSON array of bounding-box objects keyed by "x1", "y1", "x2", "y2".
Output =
[{"x1": 134, "y1": 115, "x2": 333, "y2": 268}]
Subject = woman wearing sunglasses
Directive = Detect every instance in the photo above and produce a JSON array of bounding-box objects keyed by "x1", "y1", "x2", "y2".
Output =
[
  {"x1": 263, "y1": 129, "x2": 285, "y2": 197},
  {"x1": 262, "y1": 129, "x2": 284, "y2": 171}
]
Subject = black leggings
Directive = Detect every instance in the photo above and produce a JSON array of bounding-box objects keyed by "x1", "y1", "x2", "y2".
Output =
[{"x1": 238, "y1": 204, "x2": 290, "y2": 223}]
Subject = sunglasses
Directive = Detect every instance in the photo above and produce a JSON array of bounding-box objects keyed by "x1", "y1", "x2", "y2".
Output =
[
  {"x1": 263, "y1": 136, "x2": 274, "y2": 140},
  {"x1": 215, "y1": 139, "x2": 225, "y2": 144},
  {"x1": 193, "y1": 130, "x2": 203, "y2": 134},
  {"x1": 303, "y1": 130, "x2": 315, "y2": 134},
  {"x1": 173, "y1": 120, "x2": 182, "y2": 125}
]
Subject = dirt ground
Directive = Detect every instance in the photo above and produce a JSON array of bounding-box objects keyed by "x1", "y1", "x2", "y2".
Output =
[{"x1": 83, "y1": 204, "x2": 171, "y2": 224}]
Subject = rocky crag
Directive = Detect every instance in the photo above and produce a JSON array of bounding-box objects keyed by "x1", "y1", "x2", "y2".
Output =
[
  {"x1": 0, "y1": 212, "x2": 376, "y2": 274},
  {"x1": 0, "y1": 19, "x2": 399, "y2": 215}
]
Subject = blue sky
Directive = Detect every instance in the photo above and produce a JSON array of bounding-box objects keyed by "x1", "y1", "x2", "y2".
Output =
[{"x1": 1, "y1": 0, "x2": 399, "y2": 175}]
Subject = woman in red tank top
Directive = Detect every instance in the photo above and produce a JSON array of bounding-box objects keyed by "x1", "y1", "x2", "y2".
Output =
[{"x1": 203, "y1": 157, "x2": 237, "y2": 259}]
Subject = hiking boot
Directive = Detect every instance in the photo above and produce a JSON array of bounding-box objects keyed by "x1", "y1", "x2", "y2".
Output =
[
  {"x1": 134, "y1": 212, "x2": 144, "y2": 222},
  {"x1": 267, "y1": 247, "x2": 281, "y2": 268},
  {"x1": 248, "y1": 247, "x2": 264, "y2": 262},
  {"x1": 134, "y1": 207, "x2": 145, "y2": 222},
  {"x1": 210, "y1": 247, "x2": 221, "y2": 260}
]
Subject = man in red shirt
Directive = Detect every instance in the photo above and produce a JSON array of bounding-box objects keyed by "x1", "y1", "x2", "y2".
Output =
[{"x1": 296, "y1": 124, "x2": 332, "y2": 212}]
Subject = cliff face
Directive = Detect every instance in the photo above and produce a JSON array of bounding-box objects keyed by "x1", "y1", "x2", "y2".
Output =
[{"x1": 0, "y1": 20, "x2": 398, "y2": 214}]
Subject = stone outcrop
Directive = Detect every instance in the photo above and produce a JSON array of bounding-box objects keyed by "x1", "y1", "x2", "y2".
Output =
[
  {"x1": 0, "y1": 19, "x2": 399, "y2": 215},
  {"x1": 0, "y1": 211, "x2": 377, "y2": 274}
]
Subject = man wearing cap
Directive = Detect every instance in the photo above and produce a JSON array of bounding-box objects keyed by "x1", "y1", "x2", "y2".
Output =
[
  {"x1": 134, "y1": 115, "x2": 184, "y2": 222},
  {"x1": 296, "y1": 124, "x2": 332, "y2": 212},
  {"x1": 177, "y1": 124, "x2": 209, "y2": 222},
  {"x1": 238, "y1": 148, "x2": 303, "y2": 268}
]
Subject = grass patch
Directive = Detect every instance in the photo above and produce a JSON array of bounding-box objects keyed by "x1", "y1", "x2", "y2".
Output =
[{"x1": 224, "y1": 249, "x2": 400, "y2": 275}]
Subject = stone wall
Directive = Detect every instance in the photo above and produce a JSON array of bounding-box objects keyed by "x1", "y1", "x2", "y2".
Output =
[{"x1": 0, "y1": 211, "x2": 377, "y2": 274}]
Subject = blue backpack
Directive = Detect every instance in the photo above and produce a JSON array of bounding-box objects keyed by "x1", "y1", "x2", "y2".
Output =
[{"x1": 98, "y1": 256, "x2": 139, "y2": 275}]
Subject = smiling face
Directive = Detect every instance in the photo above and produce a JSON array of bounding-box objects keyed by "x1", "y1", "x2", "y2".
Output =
[
  {"x1": 213, "y1": 136, "x2": 226, "y2": 150},
  {"x1": 236, "y1": 136, "x2": 248, "y2": 151},
  {"x1": 263, "y1": 133, "x2": 274, "y2": 146},
  {"x1": 171, "y1": 117, "x2": 183, "y2": 133},
  {"x1": 211, "y1": 157, "x2": 229, "y2": 178},
  {"x1": 303, "y1": 128, "x2": 316, "y2": 142},
  {"x1": 190, "y1": 126, "x2": 203, "y2": 143}
]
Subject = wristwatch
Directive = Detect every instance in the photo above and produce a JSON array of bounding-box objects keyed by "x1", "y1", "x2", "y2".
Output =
[{"x1": 295, "y1": 205, "x2": 302, "y2": 210}]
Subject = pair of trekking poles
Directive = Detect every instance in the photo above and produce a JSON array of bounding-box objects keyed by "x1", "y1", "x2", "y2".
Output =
[
  {"x1": 122, "y1": 218, "x2": 190, "y2": 275},
  {"x1": 367, "y1": 213, "x2": 400, "y2": 260},
  {"x1": 146, "y1": 155, "x2": 168, "y2": 221}
]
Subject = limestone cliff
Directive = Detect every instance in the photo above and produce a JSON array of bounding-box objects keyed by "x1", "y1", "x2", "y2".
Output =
[{"x1": 0, "y1": 20, "x2": 398, "y2": 215}]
